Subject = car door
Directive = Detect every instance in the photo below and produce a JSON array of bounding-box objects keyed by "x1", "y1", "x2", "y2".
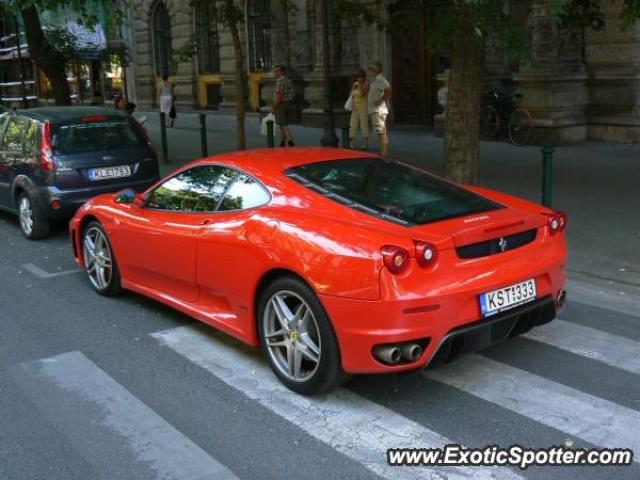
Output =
[
  {"x1": 112, "y1": 164, "x2": 239, "y2": 303},
  {"x1": 196, "y1": 173, "x2": 273, "y2": 334},
  {"x1": 0, "y1": 116, "x2": 26, "y2": 209}
]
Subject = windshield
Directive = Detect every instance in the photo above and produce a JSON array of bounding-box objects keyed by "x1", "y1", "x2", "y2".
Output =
[
  {"x1": 287, "y1": 158, "x2": 502, "y2": 225},
  {"x1": 53, "y1": 119, "x2": 144, "y2": 154}
]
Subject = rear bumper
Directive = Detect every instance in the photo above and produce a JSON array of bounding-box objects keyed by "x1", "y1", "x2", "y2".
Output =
[
  {"x1": 320, "y1": 250, "x2": 566, "y2": 373},
  {"x1": 426, "y1": 296, "x2": 556, "y2": 368},
  {"x1": 31, "y1": 178, "x2": 158, "y2": 219}
]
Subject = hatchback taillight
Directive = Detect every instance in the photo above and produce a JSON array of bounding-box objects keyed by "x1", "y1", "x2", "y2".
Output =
[
  {"x1": 40, "y1": 120, "x2": 54, "y2": 171},
  {"x1": 548, "y1": 211, "x2": 568, "y2": 235},
  {"x1": 381, "y1": 245, "x2": 409, "y2": 274}
]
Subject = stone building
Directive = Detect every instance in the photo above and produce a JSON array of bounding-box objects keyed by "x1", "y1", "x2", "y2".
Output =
[{"x1": 126, "y1": 0, "x2": 640, "y2": 143}]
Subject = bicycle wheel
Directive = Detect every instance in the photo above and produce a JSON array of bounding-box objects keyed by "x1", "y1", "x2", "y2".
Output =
[
  {"x1": 479, "y1": 105, "x2": 499, "y2": 140},
  {"x1": 508, "y1": 108, "x2": 533, "y2": 146}
]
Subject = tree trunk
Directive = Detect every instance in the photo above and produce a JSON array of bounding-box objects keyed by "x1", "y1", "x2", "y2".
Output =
[
  {"x1": 229, "y1": 22, "x2": 246, "y2": 150},
  {"x1": 443, "y1": 3, "x2": 484, "y2": 184},
  {"x1": 21, "y1": 5, "x2": 72, "y2": 106}
]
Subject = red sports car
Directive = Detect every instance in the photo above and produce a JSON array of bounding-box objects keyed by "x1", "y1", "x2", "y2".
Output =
[{"x1": 70, "y1": 148, "x2": 567, "y2": 394}]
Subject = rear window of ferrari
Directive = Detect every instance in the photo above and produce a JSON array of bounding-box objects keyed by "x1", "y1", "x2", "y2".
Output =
[{"x1": 286, "y1": 158, "x2": 502, "y2": 226}]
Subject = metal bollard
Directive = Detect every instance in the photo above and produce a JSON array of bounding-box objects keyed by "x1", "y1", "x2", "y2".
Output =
[
  {"x1": 341, "y1": 127, "x2": 350, "y2": 148},
  {"x1": 198, "y1": 113, "x2": 208, "y2": 157},
  {"x1": 159, "y1": 112, "x2": 169, "y2": 164},
  {"x1": 267, "y1": 120, "x2": 275, "y2": 148},
  {"x1": 541, "y1": 145, "x2": 554, "y2": 207}
]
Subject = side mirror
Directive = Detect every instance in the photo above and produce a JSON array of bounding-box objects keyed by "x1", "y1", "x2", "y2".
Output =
[{"x1": 115, "y1": 188, "x2": 136, "y2": 204}]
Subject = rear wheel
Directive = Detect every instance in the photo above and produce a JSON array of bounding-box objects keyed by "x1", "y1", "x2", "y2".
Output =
[
  {"x1": 18, "y1": 192, "x2": 50, "y2": 240},
  {"x1": 258, "y1": 276, "x2": 349, "y2": 394},
  {"x1": 508, "y1": 108, "x2": 533, "y2": 146},
  {"x1": 82, "y1": 221, "x2": 121, "y2": 296}
]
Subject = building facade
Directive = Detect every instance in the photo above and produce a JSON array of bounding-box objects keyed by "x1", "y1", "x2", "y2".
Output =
[{"x1": 126, "y1": 0, "x2": 640, "y2": 143}]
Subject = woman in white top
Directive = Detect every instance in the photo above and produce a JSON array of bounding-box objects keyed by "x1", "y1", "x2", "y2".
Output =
[{"x1": 159, "y1": 75, "x2": 175, "y2": 127}]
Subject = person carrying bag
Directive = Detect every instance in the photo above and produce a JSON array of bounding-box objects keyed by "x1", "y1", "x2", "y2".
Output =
[{"x1": 346, "y1": 70, "x2": 369, "y2": 149}]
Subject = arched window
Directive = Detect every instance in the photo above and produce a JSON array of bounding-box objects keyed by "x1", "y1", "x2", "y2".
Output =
[
  {"x1": 195, "y1": 1, "x2": 220, "y2": 73},
  {"x1": 247, "y1": 0, "x2": 272, "y2": 71},
  {"x1": 152, "y1": 2, "x2": 172, "y2": 76}
]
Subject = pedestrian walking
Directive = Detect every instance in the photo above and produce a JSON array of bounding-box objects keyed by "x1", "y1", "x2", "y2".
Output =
[
  {"x1": 367, "y1": 61, "x2": 391, "y2": 156},
  {"x1": 347, "y1": 70, "x2": 369, "y2": 149},
  {"x1": 271, "y1": 65, "x2": 296, "y2": 147},
  {"x1": 158, "y1": 75, "x2": 175, "y2": 128}
]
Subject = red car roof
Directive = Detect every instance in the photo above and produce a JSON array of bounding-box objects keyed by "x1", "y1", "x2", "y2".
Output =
[{"x1": 189, "y1": 147, "x2": 375, "y2": 178}]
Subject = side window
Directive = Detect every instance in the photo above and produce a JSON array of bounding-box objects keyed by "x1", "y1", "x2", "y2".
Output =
[
  {"x1": 146, "y1": 165, "x2": 238, "y2": 212},
  {"x1": 0, "y1": 118, "x2": 26, "y2": 152},
  {"x1": 23, "y1": 121, "x2": 39, "y2": 156},
  {"x1": 218, "y1": 174, "x2": 270, "y2": 211}
]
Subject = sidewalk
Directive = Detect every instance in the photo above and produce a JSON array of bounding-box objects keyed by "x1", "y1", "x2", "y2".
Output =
[{"x1": 141, "y1": 111, "x2": 640, "y2": 295}]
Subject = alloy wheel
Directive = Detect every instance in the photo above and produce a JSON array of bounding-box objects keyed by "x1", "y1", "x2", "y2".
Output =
[
  {"x1": 263, "y1": 290, "x2": 322, "y2": 382},
  {"x1": 18, "y1": 196, "x2": 33, "y2": 236},
  {"x1": 83, "y1": 227, "x2": 113, "y2": 291}
]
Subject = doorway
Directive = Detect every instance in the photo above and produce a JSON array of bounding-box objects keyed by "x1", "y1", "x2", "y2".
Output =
[{"x1": 390, "y1": 2, "x2": 435, "y2": 125}]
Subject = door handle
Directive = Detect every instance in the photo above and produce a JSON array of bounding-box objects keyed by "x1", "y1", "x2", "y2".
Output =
[{"x1": 200, "y1": 219, "x2": 213, "y2": 226}]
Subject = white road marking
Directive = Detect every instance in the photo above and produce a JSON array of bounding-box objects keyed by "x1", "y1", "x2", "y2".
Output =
[
  {"x1": 567, "y1": 279, "x2": 640, "y2": 319},
  {"x1": 14, "y1": 351, "x2": 238, "y2": 480},
  {"x1": 22, "y1": 262, "x2": 81, "y2": 279},
  {"x1": 153, "y1": 325, "x2": 524, "y2": 480},
  {"x1": 525, "y1": 319, "x2": 640, "y2": 375},
  {"x1": 424, "y1": 355, "x2": 640, "y2": 463}
]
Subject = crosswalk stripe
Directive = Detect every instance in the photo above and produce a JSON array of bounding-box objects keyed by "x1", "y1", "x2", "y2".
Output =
[
  {"x1": 424, "y1": 355, "x2": 640, "y2": 462},
  {"x1": 524, "y1": 319, "x2": 640, "y2": 375},
  {"x1": 567, "y1": 279, "x2": 640, "y2": 319},
  {"x1": 153, "y1": 325, "x2": 525, "y2": 480},
  {"x1": 14, "y1": 351, "x2": 238, "y2": 480}
]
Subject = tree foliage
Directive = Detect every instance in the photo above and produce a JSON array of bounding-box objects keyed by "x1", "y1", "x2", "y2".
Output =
[{"x1": 3, "y1": 0, "x2": 122, "y2": 105}]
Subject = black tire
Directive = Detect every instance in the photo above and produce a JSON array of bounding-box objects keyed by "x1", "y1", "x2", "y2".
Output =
[
  {"x1": 479, "y1": 105, "x2": 499, "y2": 140},
  {"x1": 17, "y1": 192, "x2": 50, "y2": 240},
  {"x1": 257, "y1": 275, "x2": 350, "y2": 395},
  {"x1": 81, "y1": 221, "x2": 122, "y2": 296},
  {"x1": 508, "y1": 108, "x2": 533, "y2": 146}
]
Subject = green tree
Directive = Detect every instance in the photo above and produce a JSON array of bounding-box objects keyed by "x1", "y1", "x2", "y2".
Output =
[
  {"x1": 176, "y1": 0, "x2": 248, "y2": 150},
  {"x1": 4, "y1": 0, "x2": 121, "y2": 106},
  {"x1": 422, "y1": 0, "x2": 640, "y2": 183}
]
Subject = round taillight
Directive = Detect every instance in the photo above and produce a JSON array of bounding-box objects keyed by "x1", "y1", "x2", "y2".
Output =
[
  {"x1": 50, "y1": 200, "x2": 61, "y2": 210},
  {"x1": 381, "y1": 245, "x2": 409, "y2": 274},
  {"x1": 558, "y1": 212, "x2": 568, "y2": 230},
  {"x1": 415, "y1": 240, "x2": 437, "y2": 268},
  {"x1": 548, "y1": 211, "x2": 567, "y2": 235}
]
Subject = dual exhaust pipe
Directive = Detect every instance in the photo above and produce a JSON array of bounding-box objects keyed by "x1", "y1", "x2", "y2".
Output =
[{"x1": 373, "y1": 342, "x2": 423, "y2": 365}]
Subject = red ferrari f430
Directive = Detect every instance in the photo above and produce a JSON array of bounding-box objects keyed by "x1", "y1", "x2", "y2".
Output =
[{"x1": 70, "y1": 148, "x2": 567, "y2": 394}]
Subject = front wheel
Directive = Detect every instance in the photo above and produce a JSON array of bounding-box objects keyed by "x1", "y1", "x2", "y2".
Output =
[
  {"x1": 257, "y1": 276, "x2": 349, "y2": 394},
  {"x1": 82, "y1": 221, "x2": 121, "y2": 296},
  {"x1": 508, "y1": 108, "x2": 533, "y2": 146}
]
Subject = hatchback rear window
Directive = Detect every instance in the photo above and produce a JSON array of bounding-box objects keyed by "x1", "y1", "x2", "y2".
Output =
[
  {"x1": 52, "y1": 119, "x2": 144, "y2": 154},
  {"x1": 287, "y1": 158, "x2": 502, "y2": 225}
]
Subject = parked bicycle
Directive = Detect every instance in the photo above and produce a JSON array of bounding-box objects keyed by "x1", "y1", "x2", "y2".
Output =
[{"x1": 479, "y1": 91, "x2": 533, "y2": 146}]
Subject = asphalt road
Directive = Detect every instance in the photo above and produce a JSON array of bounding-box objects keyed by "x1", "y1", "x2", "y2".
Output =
[{"x1": 1, "y1": 210, "x2": 640, "y2": 480}]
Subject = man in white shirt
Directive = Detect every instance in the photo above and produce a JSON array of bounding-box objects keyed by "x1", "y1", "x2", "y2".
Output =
[{"x1": 367, "y1": 61, "x2": 391, "y2": 156}]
